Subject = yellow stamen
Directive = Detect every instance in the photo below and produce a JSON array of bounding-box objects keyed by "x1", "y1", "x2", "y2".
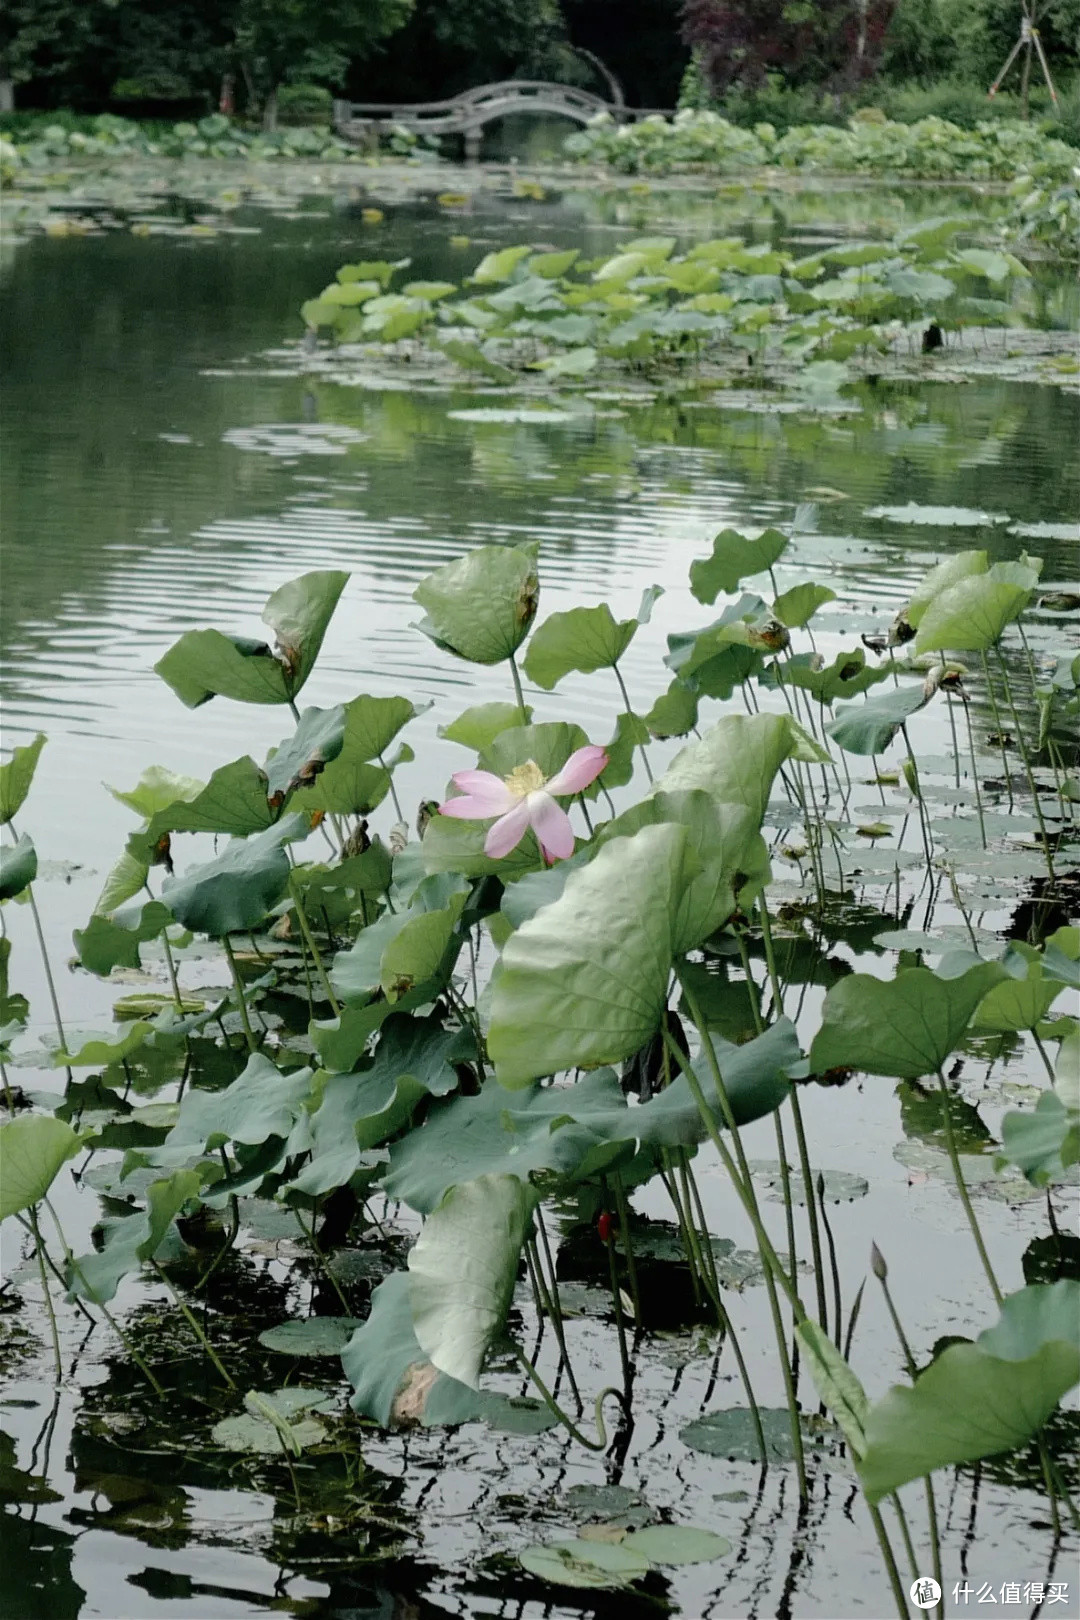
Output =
[{"x1": 504, "y1": 760, "x2": 546, "y2": 797}]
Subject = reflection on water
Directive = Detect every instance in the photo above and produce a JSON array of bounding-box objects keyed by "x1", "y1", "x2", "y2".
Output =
[{"x1": 1, "y1": 187, "x2": 1078, "y2": 1620}]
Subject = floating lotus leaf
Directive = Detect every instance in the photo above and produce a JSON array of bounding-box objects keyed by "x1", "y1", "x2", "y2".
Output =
[
  {"x1": 258, "y1": 1317, "x2": 364, "y2": 1357},
  {"x1": 519, "y1": 1539, "x2": 650, "y2": 1589},
  {"x1": 620, "y1": 1525, "x2": 731, "y2": 1566}
]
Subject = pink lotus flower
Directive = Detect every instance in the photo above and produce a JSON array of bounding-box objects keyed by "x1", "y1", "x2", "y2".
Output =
[{"x1": 438, "y1": 745, "x2": 608, "y2": 863}]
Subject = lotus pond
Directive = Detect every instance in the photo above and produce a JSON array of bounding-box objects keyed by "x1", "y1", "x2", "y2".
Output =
[{"x1": 1, "y1": 176, "x2": 1078, "y2": 1620}]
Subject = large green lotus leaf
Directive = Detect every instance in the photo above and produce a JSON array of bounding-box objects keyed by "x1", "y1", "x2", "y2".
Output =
[
  {"x1": 156, "y1": 629, "x2": 292, "y2": 708},
  {"x1": 654, "y1": 713, "x2": 829, "y2": 824},
  {"x1": 0, "y1": 835, "x2": 37, "y2": 901},
  {"x1": 903, "y1": 549, "x2": 988, "y2": 630},
  {"x1": 330, "y1": 910, "x2": 413, "y2": 1006},
  {"x1": 286, "y1": 1065, "x2": 426, "y2": 1199},
  {"x1": 489, "y1": 824, "x2": 696, "y2": 1088},
  {"x1": 291, "y1": 845, "x2": 393, "y2": 929},
  {"x1": 440, "y1": 702, "x2": 534, "y2": 752},
  {"x1": 162, "y1": 816, "x2": 307, "y2": 936},
  {"x1": 106, "y1": 766, "x2": 206, "y2": 821},
  {"x1": 365, "y1": 1012, "x2": 465, "y2": 1100},
  {"x1": 826, "y1": 682, "x2": 928, "y2": 756},
  {"x1": 1056, "y1": 1025, "x2": 1080, "y2": 1116},
  {"x1": 997, "y1": 1093, "x2": 1077, "y2": 1186},
  {"x1": 478, "y1": 721, "x2": 590, "y2": 783},
  {"x1": 67, "y1": 1168, "x2": 202, "y2": 1303},
  {"x1": 334, "y1": 694, "x2": 418, "y2": 761},
  {"x1": 341, "y1": 1271, "x2": 485, "y2": 1427},
  {"x1": 0, "y1": 733, "x2": 45, "y2": 826},
  {"x1": 773, "y1": 582, "x2": 836, "y2": 629},
  {"x1": 420, "y1": 813, "x2": 544, "y2": 882},
  {"x1": 666, "y1": 595, "x2": 783, "y2": 682},
  {"x1": 168, "y1": 1053, "x2": 314, "y2": 1154},
  {"x1": 596, "y1": 789, "x2": 769, "y2": 950},
  {"x1": 0, "y1": 1115, "x2": 82, "y2": 1220},
  {"x1": 500, "y1": 851, "x2": 589, "y2": 930},
  {"x1": 522, "y1": 587, "x2": 661, "y2": 690},
  {"x1": 74, "y1": 900, "x2": 173, "y2": 976},
  {"x1": 261, "y1": 570, "x2": 350, "y2": 695},
  {"x1": 289, "y1": 694, "x2": 418, "y2": 818},
  {"x1": 690, "y1": 528, "x2": 788, "y2": 604},
  {"x1": 145, "y1": 757, "x2": 277, "y2": 841},
  {"x1": 858, "y1": 1282, "x2": 1080, "y2": 1503},
  {"x1": 809, "y1": 961, "x2": 1009, "y2": 1080},
  {"x1": 765, "y1": 648, "x2": 893, "y2": 705},
  {"x1": 381, "y1": 1068, "x2": 629, "y2": 1214},
  {"x1": 409, "y1": 1172, "x2": 534, "y2": 1387},
  {"x1": 264, "y1": 706, "x2": 346, "y2": 802},
  {"x1": 413, "y1": 543, "x2": 539, "y2": 665},
  {"x1": 914, "y1": 577, "x2": 1032, "y2": 654}
]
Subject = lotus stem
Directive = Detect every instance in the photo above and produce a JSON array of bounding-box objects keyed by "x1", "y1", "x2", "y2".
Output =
[
  {"x1": 286, "y1": 873, "x2": 342, "y2": 1014},
  {"x1": 891, "y1": 1491, "x2": 920, "y2": 1579},
  {"x1": 10, "y1": 821, "x2": 69, "y2": 1060},
  {"x1": 941, "y1": 657, "x2": 961, "y2": 791},
  {"x1": 377, "y1": 753, "x2": 405, "y2": 822},
  {"x1": 957, "y1": 689, "x2": 988, "y2": 849},
  {"x1": 666, "y1": 982, "x2": 808, "y2": 1500},
  {"x1": 610, "y1": 1174, "x2": 641, "y2": 1325},
  {"x1": 44, "y1": 1196, "x2": 166, "y2": 1396},
  {"x1": 150, "y1": 1260, "x2": 235, "y2": 1389},
  {"x1": 27, "y1": 1206, "x2": 62, "y2": 1382},
  {"x1": 873, "y1": 1245, "x2": 944, "y2": 1616},
  {"x1": 660, "y1": 1148, "x2": 704, "y2": 1303},
  {"x1": 613, "y1": 664, "x2": 653, "y2": 783},
  {"x1": 992, "y1": 647, "x2": 1056, "y2": 887},
  {"x1": 600, "y1": 1176, "x2": 634, "y2": 1400},
  {"x1": 868, "y1": 1500, "x2": 914, "y2": 1620},
  {"x1": 979, "y1": 649, "x2": 1015, "y2": 810},
  {"x1": 900, "y1": 725, "x2": 934, "y2": 870},
  {"x1": 816, "y1": 1174, "x2": 843, "y2": 1351},
  {"x1": 534, "y1": 1207, "x2": 583, "y2": 1410},
  {"x1": 144, "y1": 883, "x2": 185, "y2": 1012},
  {"x1": 507, "y1": 652, "x2": 528, "y2": 725},
  {"x1": 1032, "y1": 1032, "x2": 1056, "y2": 1085},
  {"x1": 511, "y1": 1345, "x2": 624, "y2": 1452},
  {"x1": 223, "y1": 936, "x2": 259, "y2": 1053},
  {"x1": 291, "y1": 1207, "x2": 353, "y2": 1315},
  {"x1": 934, "y1": 1069, "x2": 1003, "y2": 1306}
]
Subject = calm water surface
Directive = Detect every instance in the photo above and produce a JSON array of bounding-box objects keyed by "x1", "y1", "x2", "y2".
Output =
[{"x1": 1, "y1": 178, "x2": 1078, "y2": 1620}]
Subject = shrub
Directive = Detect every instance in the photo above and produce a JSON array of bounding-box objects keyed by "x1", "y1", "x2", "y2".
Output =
[{"x1": 277, "y1": 83, "x2": 334, "y2": 127}]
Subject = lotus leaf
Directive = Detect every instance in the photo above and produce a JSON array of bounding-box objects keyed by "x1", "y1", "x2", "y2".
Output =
[
  {"x1": 489, "y1": 823, "x2": 698, "y2": 1087},
  {"x1": 0, "y1": 733, "x2": 45, "y2": 825},
  {"x1": 414, "y1": 543, "x2": 539, "y2": 665},
  {"x1": 264, "y1": 706, "x2": 345, "y2": 801},
  {"x1": 162, "y1": 816, "x2": 307, "y2": 936},
  {"x1": 857, "y1": 1282, "x2": 1080, "y2": 1502},
  {"x1": 258, "y1": 1318, "x2": 363, "y2": 1356},
  {"x1": 165, "y1": 1052, "x2": 314, "y2": 1155},
  {"x1": 902, "y1": 549, "x2": 988, "y2": 629},
  {"x1": 998, "y1": 1093, "x2": 1078, "y2": 1186},
  {"x1": 0, "y1": 1116, "x2": 83, "y2": 1220},
  {"x1": 914, "y1": 577, "x2": 1032, "y2": 653},
  {"x1": 523, "y1": 587, "x2": 661, "y2": 690},
  {"x1": 74, "y1": 900, "x2": 173, "y2": 976},
  {"x1": 144, "y1": 756, "x2": 277, "y2": 840},
  {"x1": 810, "y1": 960, "x2": 1009, "y2": 1079},
  {"x1": 826, "y1": 683, "x2": 928, "y2": 756},
  {"x1": 440, "y1": 702, "x2": 533, "y2": 752},
  {"x1": 690, "y1": 528, "x2": 788, "y2": 604},
  {"x1": 408, "y1": 1171, "x2": 534, "y2": 1387},
  {"x1": 796, "y1": 1318, "x2": 869, "y2": 1454},
  {"x1": 106, "y1": 765, "x2": 205, "y2": 821},
  {"x1": 519, "y1": 1540, "x2": 650, "y2": 1588},
  {"x1": 621, "y1": 1525, "x2": 731, "y2": 1566},
  {"x1": 772, "y1": 582, "x2": 836, "y2": 628},
  {"x1": 341, "y1": 1271, "x2": 486, "y2": 1426},
  {"x1": 68, "y1": 1168, "x2": 201, "y2": 1303},
  {"x1": 0, "y1": 835, "x2": 37, "y2": 901},
  {"x1": 655, "y1": 712, "x2": 829, "y2": 823}
]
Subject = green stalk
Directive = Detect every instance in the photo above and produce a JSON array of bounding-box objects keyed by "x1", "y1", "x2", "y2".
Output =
[
  {"x1": 900, "y1": 725, "x2": 934, "y2": 871},
  {"x1": 144, "y1": 881, "x2": 184, "y2": 1012},
  {"x1": 613, "y1": 663, "x2": 653, "y2": 783},
  {"x1": 816, "y1": 1175, "x2": 843, "y2": 1351},
  {"x1": 660, "y1": 1150, "x2": 704, "y2": 1303},
  {"x1": 873, "y1": 1246, "x2": 943, "y2": 1618},
  {"x1": 20, "y1": 868, "x2": 69, "y2": 1061},
  {"x1": 508, "y1": 652, "x2": 528, "y2": 725},
  {"x1": 27, "y1": 1206, "x2": 62, "y2": 1381},
  {"x1": 993, "y1": 647, "x2": 1056, "y2": 886},
  {"x1": 512, "y1": 1346, "x2": 623, "y2": 1452},
  {"x1": 868, "y1": 1501, "x2": 913, "y2": 1620},
  {"x1": 600, "y1": 1177, "x2": 634, "y2": 1401},
  {"x1": 665, "y1": 990, "x2": 808, "y2": 1500},
  {"x1": 958, "y1": 690, "x2": 988, "y2": 849},
  {"x1": 934, "y1": 1070, "x2": 1002, "y2": 1306},
  {"x1": 534, "y1": 1207, "x2": 583, "y2": 1410},
  {"x1": 979, "y1": 649, "x2": 1015, "y2": 808},
  {"x1": 377, "y1": 753, "x2": 405, "y2": 822},
  {"x1": 223, "y1": 936, "x2": 258, "y2": 1054},
  {"x1": 287, "y1": 873, "x2": 342, "y2": 1014},
  {"x1": 292, "y1": 1208, "x2": 353, "y2": 1316},
  {"x1": 43, "y1": 1196, "x2": 166, "y2": 1396},
  {"x1": 151, "y1": 1260, "x2": 236, "y2": 1389}
]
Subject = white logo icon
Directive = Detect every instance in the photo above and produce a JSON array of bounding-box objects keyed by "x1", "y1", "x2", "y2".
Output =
[{"x1": 910, "y1": 1577, "x2": 942, "y2": 1610}]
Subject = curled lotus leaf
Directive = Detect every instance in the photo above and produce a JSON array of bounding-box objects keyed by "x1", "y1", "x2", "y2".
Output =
[
  {"x1": 414, "y1": 543, "x2": 539, "y2": 665},
  {"x1": 0, "y1": 733, "x2": 45, "y2": 826}
]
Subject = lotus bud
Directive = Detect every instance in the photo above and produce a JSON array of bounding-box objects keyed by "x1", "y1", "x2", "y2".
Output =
[{"x1": 870, "y1": 1242, "x2": 887, "y2": 1280}]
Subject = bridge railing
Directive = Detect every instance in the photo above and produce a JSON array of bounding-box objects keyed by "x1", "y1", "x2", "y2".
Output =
[{"x1": 333, "y1": 79, "x2": 673, "y2": 142}]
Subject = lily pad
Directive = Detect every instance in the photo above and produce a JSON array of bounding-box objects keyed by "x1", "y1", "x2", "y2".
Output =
[
  {"x1": 680, "y1": 1407, "x2": 811, "y2": 1464},
  {"x1": 620, "y1": 1525, "x2": 731, "y2": 1565},
  {"x1": 518, "y1": 1538, "x2": 650, "y2": 1589},
  {"x1": 258, "y1": 1317, "x2": 364, "y2": 1357}
]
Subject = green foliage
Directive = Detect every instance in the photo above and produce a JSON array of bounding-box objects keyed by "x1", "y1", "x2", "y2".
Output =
[
  {"x1": 414, "y1": 543, "x2": 539, "y2": 665},
  {"x1": 0, "y1": 1116, "x2": 83, "y2": 1220}
]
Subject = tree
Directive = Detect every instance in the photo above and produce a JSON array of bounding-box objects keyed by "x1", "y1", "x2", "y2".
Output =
[
  {"x1": 681, "y1": 0, "x2": 897, "y2": 92},
  {"x1": 228, "y1": 0, "x2": 415, "y2": 127},
  {"x1": 357, "y1": 0, "x2": 577, "y2": 103}
]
